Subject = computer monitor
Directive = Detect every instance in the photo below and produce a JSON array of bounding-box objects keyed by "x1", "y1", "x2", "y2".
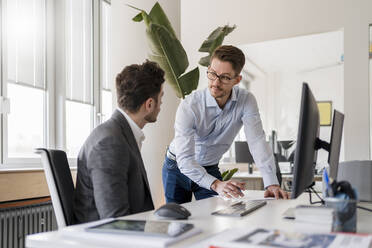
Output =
[
  {"x1": 235, "y1": 141, "x2": 254, "y2": 164},
  {"x1": 291, "y1": 83, "x2": 320, "y2": 199},
  {"x1": 328, "y1": 110, "x2": 344, "y2": 179},
  {"x1": 291, "y1": 83, "x2": 344, "y2": 199}
]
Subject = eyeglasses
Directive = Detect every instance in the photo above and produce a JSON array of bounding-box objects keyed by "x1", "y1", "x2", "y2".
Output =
[{"x1": 206, "y1": 70, "x2": 236, "y2": 84}]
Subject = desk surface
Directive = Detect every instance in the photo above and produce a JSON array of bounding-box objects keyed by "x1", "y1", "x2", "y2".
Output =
[
  {"x1": 233, "y1": 171, "x2": 323, "y2": 180},
  {"x1": 26, "y1": 191, "x2": 372, "y2": 248}
]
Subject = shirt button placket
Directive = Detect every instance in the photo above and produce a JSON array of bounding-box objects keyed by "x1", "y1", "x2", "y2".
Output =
[{"x1": 216, "y1": 110, "x2": 223, "y2": 130}]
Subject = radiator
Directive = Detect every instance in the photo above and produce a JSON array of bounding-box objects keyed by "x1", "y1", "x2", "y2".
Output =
[{"x1": 0, "y1": 202, "x2": 57, "y2": 248}]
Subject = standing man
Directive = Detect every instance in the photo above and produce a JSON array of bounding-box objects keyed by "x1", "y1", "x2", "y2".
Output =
[
  {"x1": 162, "y1": 45, "x2": 289, "y2": 204},
  {"x1": 74, "y1": 60, "x2": 165, "y2": 223}
]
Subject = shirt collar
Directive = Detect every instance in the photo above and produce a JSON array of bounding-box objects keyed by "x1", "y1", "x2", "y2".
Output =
[
  {"x1": 117, "y1": 107, "x2": 145, "y2": 150},
  {"x1": 230, "y1": 86, "x2": 238, "y2": 102},
  {"x1": 205, "y1": 86, "x2": 238, "y2": 107},
  {"x1": 206, "y1": 88, "x2": 218, "y2": 107}
]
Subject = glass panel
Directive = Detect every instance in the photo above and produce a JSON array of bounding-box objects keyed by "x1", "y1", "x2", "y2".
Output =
[
  {"x1": 7, "y1": 84, "x2": 44, "y2": 158},
  {"x1": 101, "y1": 0, "x2": 111, "y2": 90},
  {"x1": 66, "y1": 100, "x2": 93, "y2": 158},
  {"x1": 101, "y1": 90, "x2": 112, "y2": 122},
  {"x1": 222, "y1": 31, "x2": 344, "y2": 165},
  {"x1": 66, "y1": 0, "x2": 93, "y2": 103},
  {"x1": 6, "y1": 0, "x2": 45, "y2": 88}
]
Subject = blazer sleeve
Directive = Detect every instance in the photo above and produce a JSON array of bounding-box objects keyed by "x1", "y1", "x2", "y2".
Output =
[{"x1": 87, "y1": 137, "x2": 131, "y2": 219}]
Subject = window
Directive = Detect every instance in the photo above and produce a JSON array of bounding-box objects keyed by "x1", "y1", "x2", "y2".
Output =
[
  {"x1": 3, "y1": 0, "x2": 47, "y2": 164},
  {"x1": 7, "y1": 84, "x2": 45, "y2": 159},
  {"x1": 65, "y1": 100, "x2": 93, "y2": 158},
  {"x1": 100, "y1": 0, "x2": 112, "y2": 122},
  {"x1": 65, "y1": 0, "x2": 94, "y2": 158},
  {"x1": 0, "y1": 0, "x2": 112, "y2": 168}
]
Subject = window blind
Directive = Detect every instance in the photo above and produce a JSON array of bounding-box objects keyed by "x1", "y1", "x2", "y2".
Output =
[
  {"x1": 6, "y1": 0, "x2": 46, "y2": 90},
  {"x1": 101, "y1": 0, "x2": 111, "y2": 91},
  {"x1": 65, "y1": 0, "x2": 93, "y2": 104}
]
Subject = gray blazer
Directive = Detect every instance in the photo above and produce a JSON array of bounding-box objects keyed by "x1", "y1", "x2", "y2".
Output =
[{"x1": 73, "y1": 110, "x2": 154, "y2": 223}]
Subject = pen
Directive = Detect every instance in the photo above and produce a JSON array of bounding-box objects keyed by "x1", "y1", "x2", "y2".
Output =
[{"x1": 323, "y1": 168, "x2": 332, "y2": 197}]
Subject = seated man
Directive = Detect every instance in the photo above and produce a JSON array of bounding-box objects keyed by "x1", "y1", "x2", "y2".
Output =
[{"x1": 73, "y1": 60, "x2": 165, "y2": 223}]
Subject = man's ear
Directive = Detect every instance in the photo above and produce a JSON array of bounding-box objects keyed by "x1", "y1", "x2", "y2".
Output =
[
  {"x1": 144, "y1": 97, "x2": 155, "y2": 112},
  {"x1": 232, "y1": 75, "x2": 242, "y2": 86}
]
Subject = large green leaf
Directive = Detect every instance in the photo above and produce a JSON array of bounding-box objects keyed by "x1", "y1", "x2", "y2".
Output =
[
  {"x1": 128, "y1": 2, "x2": 199, "y2": 98},
  {"x1": 198, "y1": 25, "x2": 236, "y2": 67},
  {"x1": 222, "y1": 168, "x2": 238, "y2": 181},
  {"x1": 148, "y1": 2, "x2": 177, "y2": 39},
  {"x1": 178, "y1": 67, "x2": 199, "y2": 96}
]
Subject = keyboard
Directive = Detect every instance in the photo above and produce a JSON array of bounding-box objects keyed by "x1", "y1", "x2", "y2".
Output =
[{"x1": 211, "y1": 200, "x2": 267, "y2": 217}]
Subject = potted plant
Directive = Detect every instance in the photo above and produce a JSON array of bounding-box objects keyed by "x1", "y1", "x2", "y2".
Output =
[
  {"x1": 128, "y1": 2, "x2": 238, "y2": 179},
  {"x1": 128, "y1": 2, "x2": 235, "y2": 98}
]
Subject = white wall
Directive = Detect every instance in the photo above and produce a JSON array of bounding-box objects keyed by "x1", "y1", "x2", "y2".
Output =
[
  {"x1": 112, "y1": 0, "x2": 181, "y2": 207},
  {"x1": 181, "y1": 0, "x2": 372, "y2": 161},
  {"x1": 264, "y1": 66, "x2": 344, "y2": 165}
]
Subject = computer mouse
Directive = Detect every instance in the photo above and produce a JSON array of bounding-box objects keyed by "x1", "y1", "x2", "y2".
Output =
[{"x1": 154, "y1": 202, "x2": 191, "y2": 220}]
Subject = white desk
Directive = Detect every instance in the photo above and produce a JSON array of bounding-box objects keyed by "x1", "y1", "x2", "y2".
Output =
[
  {"x1": 232, "y1": 171, "x2": 323, "y2": 191},
  {"x1": 26, "y1": 191, "x2": 372, "y2": 248}
]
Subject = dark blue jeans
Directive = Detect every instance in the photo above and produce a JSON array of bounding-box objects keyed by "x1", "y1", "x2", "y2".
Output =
[{"x1": 162, "y1": 155, "x2": 222, "y2": 204}]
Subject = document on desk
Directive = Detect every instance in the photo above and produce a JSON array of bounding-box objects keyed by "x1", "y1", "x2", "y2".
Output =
[
  {"x1": 60, "y1": 218, "x2": 202, "y2": 248},
  {"x1": 190, "y1": 228, "x2": 372, "y2": 248}
]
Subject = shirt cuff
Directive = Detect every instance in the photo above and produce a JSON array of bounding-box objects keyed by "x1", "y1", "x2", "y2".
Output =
[
  {"x1": 199, "y1": 172, "x2": 218, "y2": 190},
  {"x1": 262, "y1": 172, "x2": 279, "y2": 189}
]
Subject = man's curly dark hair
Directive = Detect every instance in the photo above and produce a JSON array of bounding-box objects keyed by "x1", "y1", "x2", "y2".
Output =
[{"x1": 116, "y1": 60, "x2": 165, "y2": 113}]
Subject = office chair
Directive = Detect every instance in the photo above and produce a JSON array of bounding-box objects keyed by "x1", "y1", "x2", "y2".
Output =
[{"x1": 36, "y1": 148, "x2": 76, "y2": 228}]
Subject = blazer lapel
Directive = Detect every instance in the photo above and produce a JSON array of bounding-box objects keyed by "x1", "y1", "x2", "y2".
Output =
[{"x1": 111, "y1": 110, "x2": 152, "y2": 194}]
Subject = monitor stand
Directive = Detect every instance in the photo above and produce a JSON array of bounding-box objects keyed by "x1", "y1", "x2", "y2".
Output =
[
  {"x1": 305, "y1": 182, "x2": 324, "y2": 205},
  {"x1": 283, "y1": 182, "x2": 324, "y2": 220}
]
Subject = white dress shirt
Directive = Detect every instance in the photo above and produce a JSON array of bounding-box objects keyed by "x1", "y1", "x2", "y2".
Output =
[
  {"x1": 169, "y1": 86, "x2": 278, "y2": 190},
  {"x1": 117, "y1": 107, "x2": 145, "y2": 150}
]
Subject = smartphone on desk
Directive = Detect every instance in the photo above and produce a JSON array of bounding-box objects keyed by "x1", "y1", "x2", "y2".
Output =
[{"x1": 85, "y1": 219, "x2": 194, "y2": 238}]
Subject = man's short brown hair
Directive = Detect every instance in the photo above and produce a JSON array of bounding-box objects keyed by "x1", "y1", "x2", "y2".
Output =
[
  {"x1": 211, "y1": 45, "x2": 245, "y2": 75},
  {"x1": 116, "y1": 60, "x2": 165, "y2": 113}
]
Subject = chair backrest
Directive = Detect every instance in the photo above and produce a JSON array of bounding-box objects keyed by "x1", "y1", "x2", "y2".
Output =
[{"x1": 36, "y1": 148, "x2": 75, "y2": 228}]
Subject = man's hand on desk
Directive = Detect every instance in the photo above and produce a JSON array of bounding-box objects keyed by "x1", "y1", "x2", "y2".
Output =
[
  {"x1": 211, "y1": 179, "x2": 246, "y2": 198},
  {"x1": 264, "y1": 185, "x2": 289, "y2": 199}
]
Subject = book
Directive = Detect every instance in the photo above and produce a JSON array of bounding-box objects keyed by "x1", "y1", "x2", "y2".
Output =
[{"x1": 294, "y1": 205, "x2": 334, "y2": 233}]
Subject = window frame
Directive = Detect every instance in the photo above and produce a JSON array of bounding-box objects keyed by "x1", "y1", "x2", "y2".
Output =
[
  {"x1": 99, "y1": 0, "x2": 112, "y2": 122},
  {"x1": 0, "y1": 0, "x2": 111, "y2": 169},
  {"x1": 0, "y1": 0, "x2": 51, "y2": 169},
  {"x1": 64, "y1": 0, "x2": 95, "y2": 161}
]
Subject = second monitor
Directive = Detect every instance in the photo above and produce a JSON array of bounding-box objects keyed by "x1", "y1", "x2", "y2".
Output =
[
  {"x1": 235, "y1": 141, "x2": 254, "y2": 164},
  {"x1": 291, "y1": 83, "x2": 344, "y2": 199}
]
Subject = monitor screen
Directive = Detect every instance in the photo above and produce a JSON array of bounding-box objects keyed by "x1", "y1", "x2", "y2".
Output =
[
  {"x1": 328, "y1": 110, "x2": 344, "y2": 180},
  {"x1": 235, "y1": 141, "x2": 254, "y2": 164},
  {"x1": 291, "y1": 83, "x2": 320, "y2": 199}
]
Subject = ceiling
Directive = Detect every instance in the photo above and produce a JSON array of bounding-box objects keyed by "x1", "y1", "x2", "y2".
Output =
[{"x1": 239, "y1": 30, "x2": 344, "y2": 76}]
